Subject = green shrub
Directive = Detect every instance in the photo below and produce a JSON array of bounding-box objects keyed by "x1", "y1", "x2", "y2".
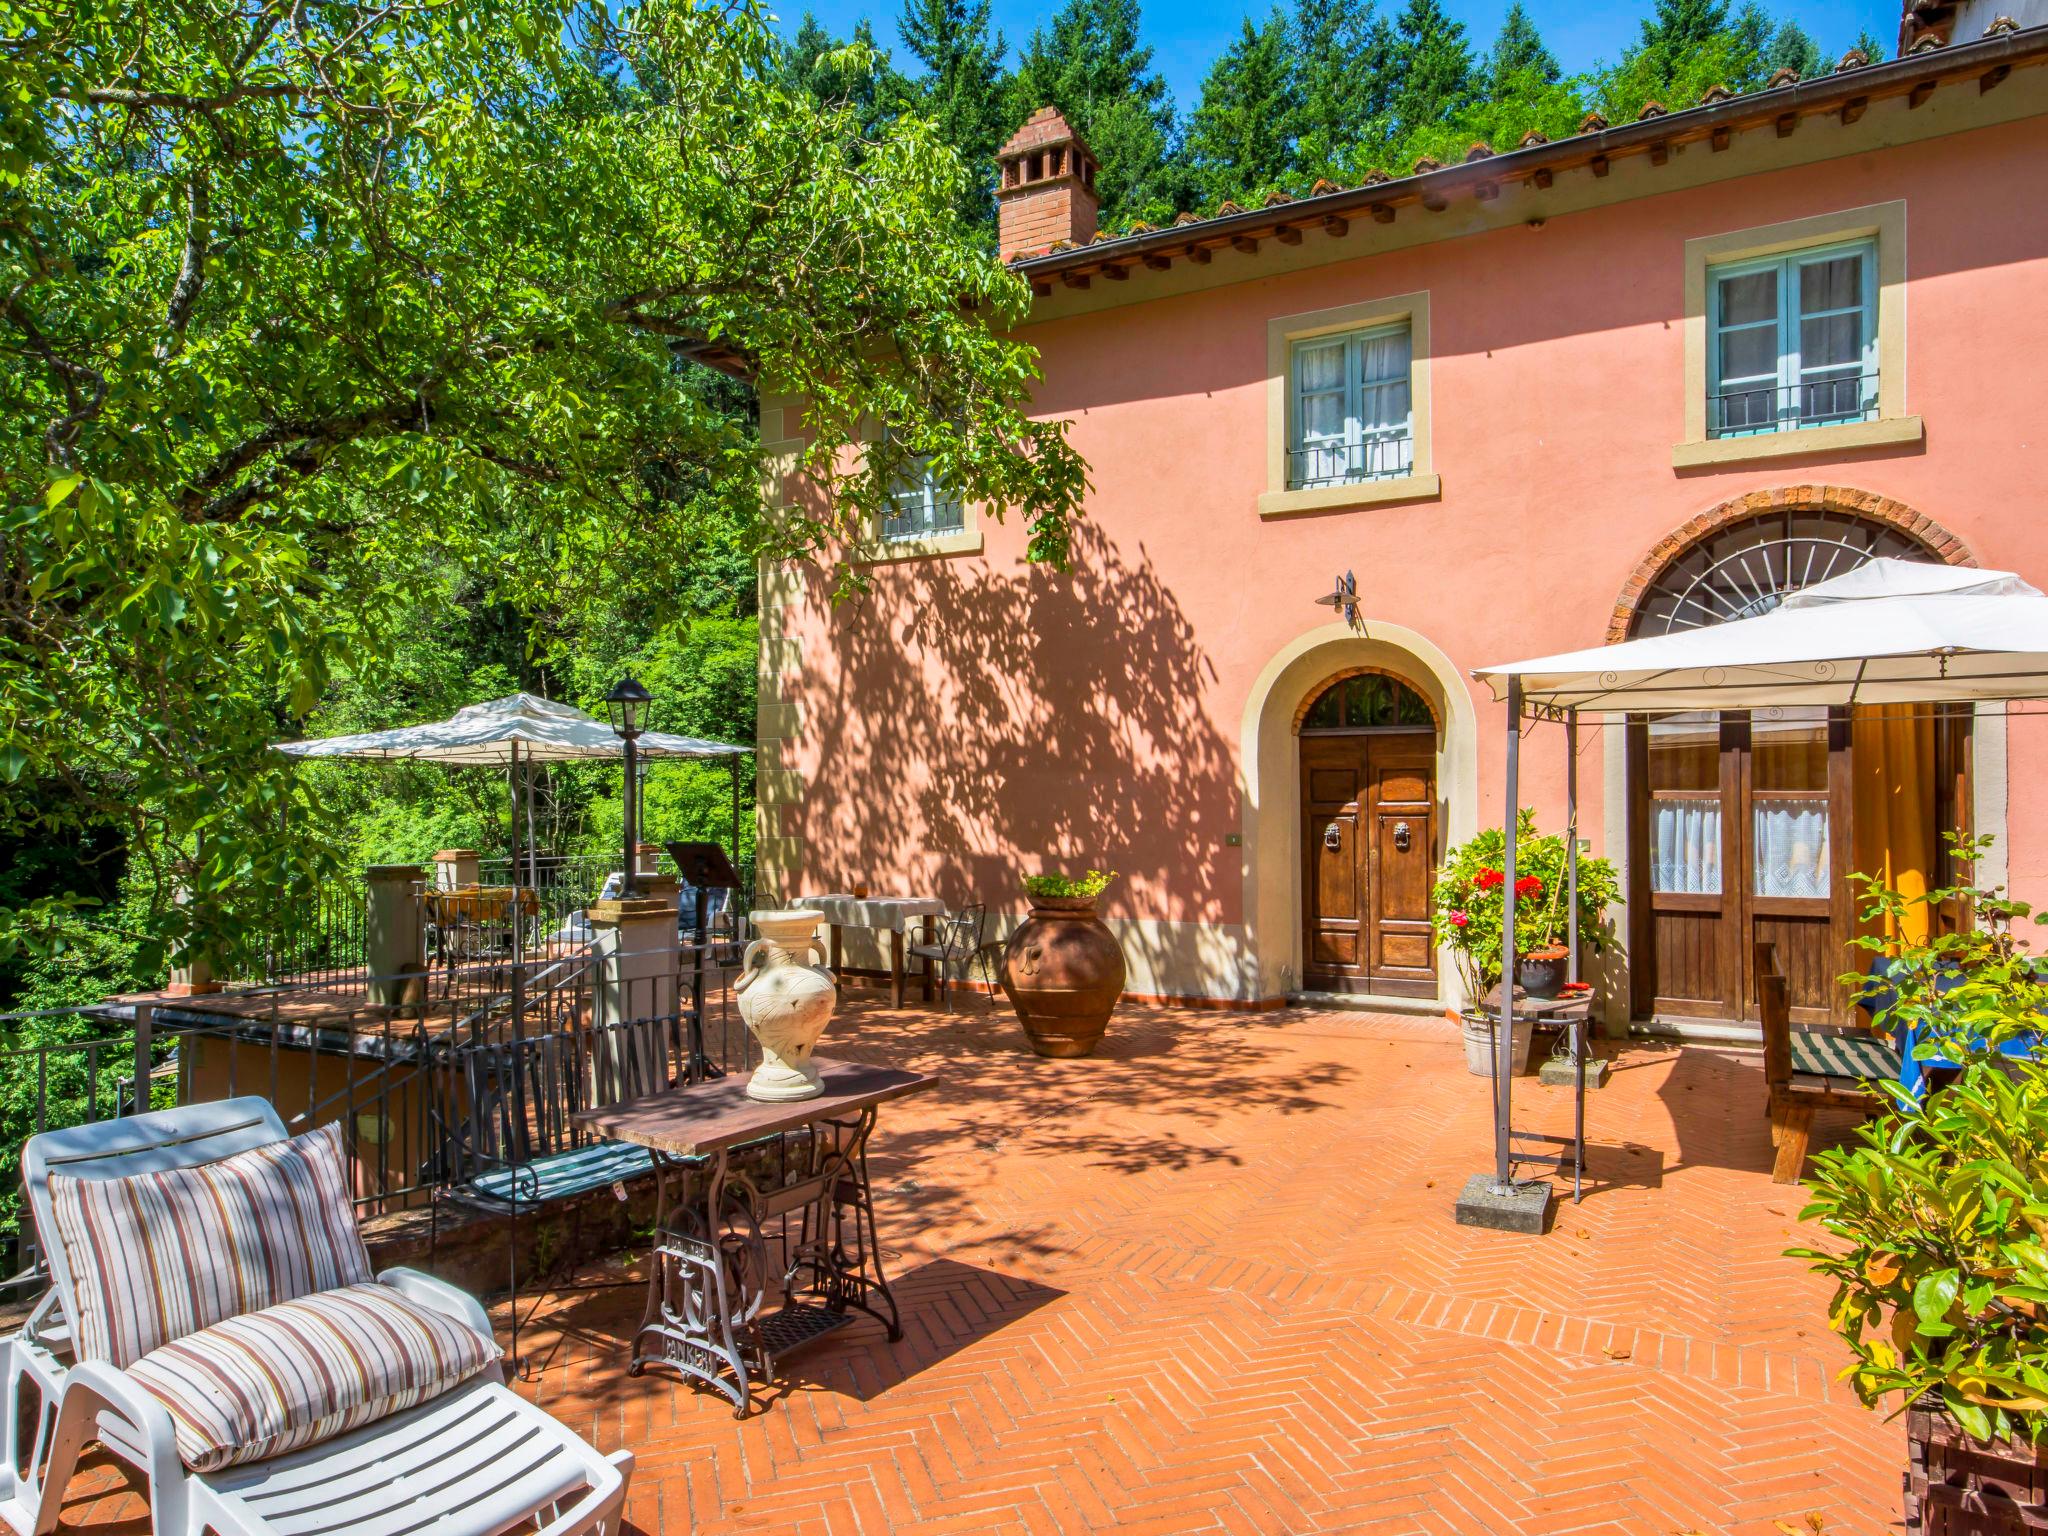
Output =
[
  {"x1": 1022, "y1": 869, "x2": 1117, "y2": 901},
  {"x1": 1429, "y1": 809, "x2": 1619, "y2": 1001},
  {"x1": 1794, "y1": 837, "x2": 2048, "y2": 1441}
]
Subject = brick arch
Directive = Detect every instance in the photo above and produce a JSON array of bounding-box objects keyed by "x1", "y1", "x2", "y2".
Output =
[
  {"x1": 1607, "y1": 485, "x2": 1976, "y2": 642},
  {"x1": 1291, "y1": 665, "x2": 1442, "y2": 732}
]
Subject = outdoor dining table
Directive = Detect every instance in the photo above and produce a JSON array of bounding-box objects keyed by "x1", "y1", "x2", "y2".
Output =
[
  {"x1": 1855, "y1": 954, "x2": 2048, "y2": 1096},
  {"x1": 572, "y1": 1058, "x2": 933, "y2": 1417},
  {"x1": 794, "y1": 893, "x2": 947, "y2": 1008}
]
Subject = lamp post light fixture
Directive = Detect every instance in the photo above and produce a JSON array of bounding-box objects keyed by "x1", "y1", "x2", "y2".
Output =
[
  {"x1": 1314, "y1": 570, "x2": 1363, "y2": 632},
  {"x1": 604, "y1": 675, "x2": 653, "y2": 897}
]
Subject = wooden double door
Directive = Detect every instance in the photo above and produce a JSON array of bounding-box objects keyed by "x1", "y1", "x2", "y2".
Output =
[
  {"x1": 1301, "y1": 732, "x2": 1438, "y2": 996},
  {"x1": 1628, "y1": 706, "x2": 1970, "y2": 1026}
]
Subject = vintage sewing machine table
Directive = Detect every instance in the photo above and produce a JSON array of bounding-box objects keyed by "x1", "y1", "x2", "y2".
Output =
[{"x1": 573, "y1": 1058, "x2": 935, "y2": 1417}]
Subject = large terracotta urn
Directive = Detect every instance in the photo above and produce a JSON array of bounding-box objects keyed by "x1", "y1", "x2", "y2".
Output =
[
  {"x1": 734, "y1": 909, "x2": 837, "y2": 1101},
  {"x1": 1000, "y1": 896, "x2": 1127, "y2": 1058}
]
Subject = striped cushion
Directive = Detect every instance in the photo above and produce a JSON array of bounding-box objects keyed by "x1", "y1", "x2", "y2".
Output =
[
  {"x1": 128, "y1": 1282, "x2": 500, "y2": 1472},
  {"x1": 47, "y1": 1123, "x2": 371, "y2": 1367},
  {"x1": 1791, "y1": 1030, "x2": 1903, "y2": 1082}
]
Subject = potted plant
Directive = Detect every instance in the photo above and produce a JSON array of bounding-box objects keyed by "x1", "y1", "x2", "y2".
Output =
[
  {"x1": 1000, "y1": 869, "x2": 1125, "y2": 1057},
  {"x1": 1431, "y1": 811, "x2": 1618, "y2": 1075},
  {"x1": 1794, "y1": 839, "x2": 2048, "y2": 1532}
]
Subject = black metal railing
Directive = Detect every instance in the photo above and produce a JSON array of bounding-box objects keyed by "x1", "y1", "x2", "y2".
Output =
[
  {"x1": 1287, "y1": 434, "x2": 1414, "y2": 490},
  {"x1": 246, "y1": 878, "x2": 370, "y2": 989},
  {"x1": 0, "y1": 923, "x2": 761, "y2": 1299},
  {"x1": 1708, "y1": 373, "x2": 1879, "y2": 439}
]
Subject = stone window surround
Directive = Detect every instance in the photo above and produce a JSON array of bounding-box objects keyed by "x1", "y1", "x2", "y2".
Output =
[
  {"x1": 854, "y1": 418, "x2": 985, "y2": 564},
  {"x1": 1676, "y1": 201, "x2": 1921, "y2": 469},
  {"x1": 1259, "y1": 290, "x2": 1440, "y2": 518}
]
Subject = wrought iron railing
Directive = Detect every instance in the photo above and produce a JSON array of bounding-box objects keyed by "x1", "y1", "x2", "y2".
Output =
[
  {"x1": 880, "y1": 493, "x2": 966, "y2": 543},
  {"x1": 1708, "y1": 373, "x2": 1880, "y2": 439},
  {"x1": 0, "y1": 927, "x2": 760, "y2": 1299},
  {"x1": 1286, "y1": 434, "x2": 1415, "y2": 490}
]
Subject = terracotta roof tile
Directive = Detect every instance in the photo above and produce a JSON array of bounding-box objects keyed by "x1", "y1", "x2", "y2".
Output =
[{"x1": 1008, "y1": 30, "x2": 2048, "y2": 285}]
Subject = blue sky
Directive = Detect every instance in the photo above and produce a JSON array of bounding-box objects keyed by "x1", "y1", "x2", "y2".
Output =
[{"x1": 769, "y1": 0, "x2": 1901, "y2": 110}]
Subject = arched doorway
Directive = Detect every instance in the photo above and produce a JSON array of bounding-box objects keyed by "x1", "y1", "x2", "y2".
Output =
[
  {"x1": 1621, "y1": 501, "x2": 1974, "y2": 1026},
  {"x1": 1298, "y1": 669, "x2": 1440, "y2": 996}
]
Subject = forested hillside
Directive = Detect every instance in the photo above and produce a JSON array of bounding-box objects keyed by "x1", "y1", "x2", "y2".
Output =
[{"x1": 802, "y1": 0, "x2": 1889, "y2": 232}]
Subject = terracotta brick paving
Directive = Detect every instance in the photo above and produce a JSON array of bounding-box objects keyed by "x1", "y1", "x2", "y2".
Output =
[{"x1": 31, "y1": 996, "x2": 1897, "y2": 1536}]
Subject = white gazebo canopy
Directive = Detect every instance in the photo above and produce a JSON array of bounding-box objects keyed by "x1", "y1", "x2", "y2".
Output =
[
  {"x1": 1455, "y1": 556, "x2": 2048, "y2": 1233},
  {"x1": 272, "y1": 692, "x2": 750, "y2": 764},
  {"x1": 1474, "y1": 559, "x2": 2048, "y2": 713}
]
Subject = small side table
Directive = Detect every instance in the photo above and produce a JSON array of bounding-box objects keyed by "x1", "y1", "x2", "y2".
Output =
[
  {"x1": 1481, "y1": 989, "x2": 1594, "y2": 1202},
  {"x1": 574, "y1": 1059, "x2": 934, "y2": 1417}
]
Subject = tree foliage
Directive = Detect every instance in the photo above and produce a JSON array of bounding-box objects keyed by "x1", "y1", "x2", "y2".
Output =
[
  {"x1": 1008, "y1": 0, "x2": 1184, "y2": 223},
  {"x1": 1184, "y1": 14, "x2": 1298, "y2": 206},
  {"x1": 0, "y1": 0, "x2": 1086, "y2": 979},
  {"x1": 1487, "y1": 3, "x2": 1561, "y2": 95},
  {"x1": 896, "y1": 0, "x2": 1012, "y2": 229}
]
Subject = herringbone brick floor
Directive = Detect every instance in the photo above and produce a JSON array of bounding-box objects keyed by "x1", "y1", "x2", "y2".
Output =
[{"x1": 37, "y1": 997, "x2": 1897, "y2": 1536}]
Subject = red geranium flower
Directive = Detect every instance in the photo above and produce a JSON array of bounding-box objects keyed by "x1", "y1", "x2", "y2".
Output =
[
  {"x1": 1473, "y1": 868, "x2": 1504, "y2": 890},
  {"x1": 1449, "y1": 910, "x2": 1470, "y2": 927},
  {"x1": 1514, "y1": 875, "x2": 1544, "y2": 898}
]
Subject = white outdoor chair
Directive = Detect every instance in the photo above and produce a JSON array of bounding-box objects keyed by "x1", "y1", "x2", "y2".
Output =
[{"x1": 0, "y1": 1098, "x2": 633, "y2": 1536}]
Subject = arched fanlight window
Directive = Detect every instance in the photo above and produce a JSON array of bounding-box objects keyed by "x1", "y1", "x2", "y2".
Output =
[
  {"x1": 1300, "y1": 671, "x2": 1435, "y2": 731},
  {"x1": 1630, "y1": 508, "x2": 1929, "y2": 636}
]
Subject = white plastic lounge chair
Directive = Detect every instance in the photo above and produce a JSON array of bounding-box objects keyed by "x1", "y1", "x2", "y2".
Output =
[{"x1": 0, "y1": 1098, "x2": 632, "y2": 1536}]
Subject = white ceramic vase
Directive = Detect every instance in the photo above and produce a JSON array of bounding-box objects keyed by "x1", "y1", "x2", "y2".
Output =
[{"x1": 734, "y1": 910, "x2": 838, "y2": 1102}]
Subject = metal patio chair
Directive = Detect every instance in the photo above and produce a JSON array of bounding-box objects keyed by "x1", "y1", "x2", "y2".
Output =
[{"x1": 906, "y1": 903, "x2": 997, "y2": 1012}]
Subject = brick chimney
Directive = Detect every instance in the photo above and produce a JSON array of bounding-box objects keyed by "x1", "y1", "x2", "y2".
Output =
[{"x1": 996, "y1": 107, "x2": 1099, "y2": 262}]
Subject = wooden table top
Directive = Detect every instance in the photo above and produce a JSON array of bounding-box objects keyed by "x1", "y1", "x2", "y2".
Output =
[
  {"x1": 571, "y1": 1058, "x2": 936, "y2": 1156},
  {"x1": 1480, "y1": 987, "x2": 1594, "y2": 1021}
]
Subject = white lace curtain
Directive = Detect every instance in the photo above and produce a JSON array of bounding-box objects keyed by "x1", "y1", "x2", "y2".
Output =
[
  {"x1": 1652, "y1": 800, "x2": 1722, "y2": 894},
  {"x1": 1754, "y1": 798, "x2": 1831, "y2": 898}
]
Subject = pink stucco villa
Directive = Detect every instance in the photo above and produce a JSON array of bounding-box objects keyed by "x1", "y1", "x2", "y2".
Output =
[{"x1": 756, "y1": 3, "x2": 2048, "y2": 1037}]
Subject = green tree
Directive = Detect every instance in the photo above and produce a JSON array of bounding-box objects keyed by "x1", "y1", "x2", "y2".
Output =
[
  {"x1": 0, "y1": 0, "x2": 1087, "y2": 974},
  {"x1": 896, "y1": 0, "x2": 1013, "y2": 226},
  {"x1": 780, "y1": 14, "x2": 907, "y2": 137},
  {"x1": 1764, "y1": 18, "x2": 1825, "y2": 77},
  {"x1": 1635, "y1": 0, "x2": 1735, "y2": 60},
  {"x1": 1851, "y1": 27, "x2": 1888, "y2": 63},
  {"x1": 1389, "y1": 0, "x2": 1475, "y2": 140},
  {"x1": 1289, "y1": 0, "x2": 1395, "y2": 184},
  {"x1": 1486, "y1": 2, "x2": 1561, "y2": 96},
  {"x1": 1185, "y1": 13, "x2": 1298, "y2": 206},
  {"x1": 1008, "y1": 0, "x2": 1184, "y2": 226}
]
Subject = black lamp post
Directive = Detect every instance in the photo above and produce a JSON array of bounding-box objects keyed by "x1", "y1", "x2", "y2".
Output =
[{"x1": 604, "y1": 675, "x2": 652, "y2": 897}]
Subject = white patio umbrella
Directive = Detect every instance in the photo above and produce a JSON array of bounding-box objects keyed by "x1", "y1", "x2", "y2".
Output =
[
  {"x1": 273, "y1": 692, "x2": 751, "y2": 889},
  {"x1": 1459, "y1": 558, "x2": 2048, "y2": 1230}
]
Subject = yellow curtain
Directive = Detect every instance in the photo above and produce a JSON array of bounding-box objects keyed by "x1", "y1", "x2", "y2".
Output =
[{"x1": 1852, "y1": 703, "x2": 1936, "y2": 948}]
